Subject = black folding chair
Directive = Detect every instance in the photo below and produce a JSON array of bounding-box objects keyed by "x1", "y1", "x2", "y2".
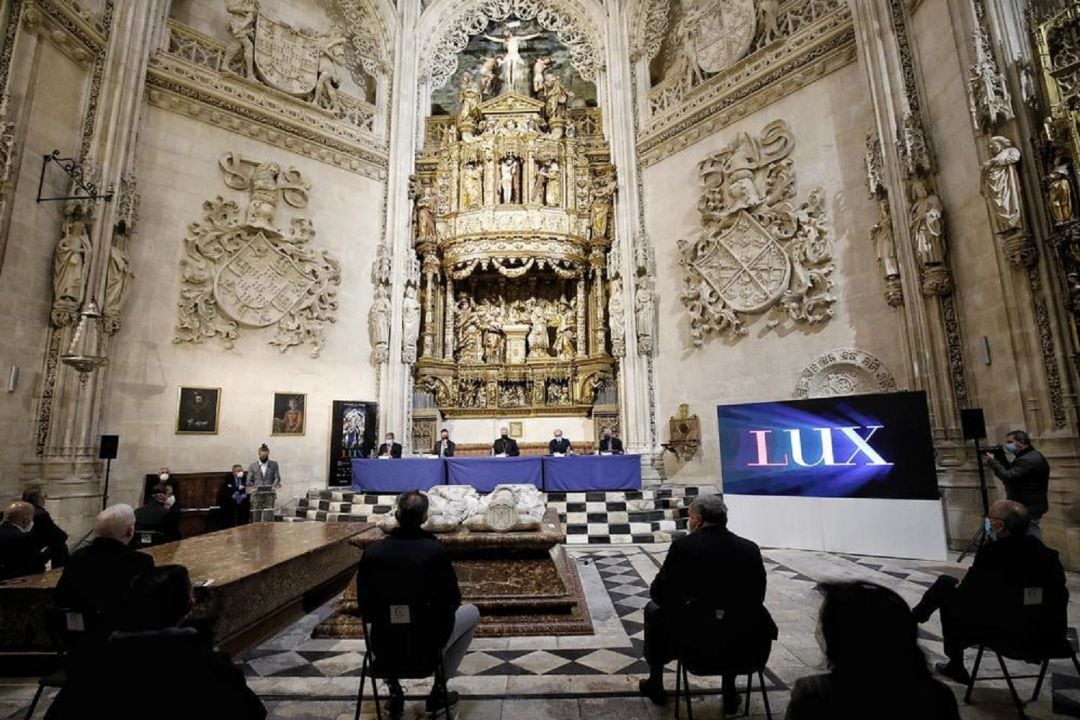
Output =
[
  {"x1": 131, "y1": 529, "x2": 166, "y2": 548},
  {"x1": 673, "y1": 602, "x2": 777, "y2": 720},
  {"x1": 354, "y1": 602, "x2": 453, "y2": 720},
  {"x1": 24, "y1": 608, "x2": 103, "y2": 720},
  {"x1": 964, "y1": 637, "x2": 1080, "y2": 719}
]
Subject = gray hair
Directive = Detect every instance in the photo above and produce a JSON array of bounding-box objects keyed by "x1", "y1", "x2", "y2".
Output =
[
  {"x1": 991, "y1": 499, "x2": 1029, "y2": 537},
  {"x1": 689, "y1": 494, "x2": 728, "y2": 528},
  {"x1": 95, "y1": 503, "x2": 135, "y2": 541},
  {"x1": 1006, "y1": 429, "x2": 1031, "y2": 446}
]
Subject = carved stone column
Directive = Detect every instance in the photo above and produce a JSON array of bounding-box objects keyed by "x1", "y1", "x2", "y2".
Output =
[
  {"x1": 421, "y1": 253, "x2": 438, "y2": 358},
  {"x1": 443, "y1": 277, "x2": 455, "y2": 360},
  {"x1": 576, "y1": 275, "x2": 587, "y2": 357},
  {"x1": 593, "y1": 267, "x2": 606, "y2": 355}
]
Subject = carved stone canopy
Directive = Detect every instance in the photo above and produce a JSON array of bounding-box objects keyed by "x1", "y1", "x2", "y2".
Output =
[{"x1": 793, "y1": 348, "x2": 898, "y2": 399}]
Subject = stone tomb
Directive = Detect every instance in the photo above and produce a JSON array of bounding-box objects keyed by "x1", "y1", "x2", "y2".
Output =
[{"x1": 314, "y1": 507, "x2": 593, "y2": 638}]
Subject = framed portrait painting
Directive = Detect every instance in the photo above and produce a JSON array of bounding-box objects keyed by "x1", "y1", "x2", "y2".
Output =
[
  {"x1": 176, "y1": 387, "x2": 221, "y2": 434},
  {"x1": 509, "y1": 421, "x2": 524, "y2": 438},
  {"x1": 272, "y1": 392, "x2": 306, "y2": 435}
]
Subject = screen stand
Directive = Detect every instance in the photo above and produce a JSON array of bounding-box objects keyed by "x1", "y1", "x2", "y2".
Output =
[{"x1": 956, "y1": 436, "x2": 991, "y2": 563}]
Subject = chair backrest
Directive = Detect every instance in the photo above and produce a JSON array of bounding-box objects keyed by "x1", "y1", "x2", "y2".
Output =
[
  {"x1": 998, "y1": 574, "x2": 1069, "y2": 657},
  {"x1": 677, "y1": 600, "x2": 776, "y2": 675},
  {"x1": 362, "y1": 602, "x2": 445, "y2": 679},
  {"x1": 45, "y1": 607, "x2": 106, "y2": 654},
  {"x1": 131, "y1": 529, "x2": 166, "y2": 548}
]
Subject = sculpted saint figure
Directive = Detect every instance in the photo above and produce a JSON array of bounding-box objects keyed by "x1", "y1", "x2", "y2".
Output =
[
  {"x1": 635, "y1": 278, "x2": 656, "y2": 354},
  {"x1": 532, "y1": 55, "x2": 552, "y2": 97},
  {"x1": 53, "y1": 199, "x2": 93, "y2": 318},
  {"x1": 673, "y1": 8, "x2": 705, "y2": 87},
  {"x1": 313, "y1": 39, "x2": 346, "y2": 113},
  {"x1": 401, "y1": 285, "x2": 421, "y2": 363},
  {"x1": 527, "y1": 301, "x2": 551, "y2": 357},
  {"x1": 484, "y1": 26, "x2": 542, "y2": 96},
  {"x1": 543, "y1": 75, "x2": 572, "y2": 121},
  {"x1": 415, "y1": 187, "x2": 437, "y2": 241},
  {"x1": 980, "y1": 136, "x2": 1023, "y2": 231},
  {"x1": 1048, "y1": 164, "x2": 1075, "y2": 224},
  {"x1": 871, "y1": 198, "x2": 899, "y2": 278},
  {"x1": 909, "y1": 179, "x2": 946, "y2": 266},
  {"x1": 478, "y1": 53, "x2": 499, "y2": 97},
  {"x1": 590, "y1": 173, "x2": 617, "y2": 241},
  {"x1": 553, "y1": 302, "x2": 576, "y2": 358},
  {"x1": 223, "y1": 0, "x2": 257, "y2": 77},
  {"x1": 103, "y1": 242, "x2": 134, "y2": 324},
  {"x1": 500, "y1": 155, "x2": 520, "y2": 204},
  {"x1": 458, "y1": 72, "x2": 482, "y2": 122},
  {"x1": 368, "y1": 284, "x2": 391, "y2": 354},
  {"x1": 544, "y1": 160, "x2": 561, "y2": 206},
  {"x1": 462, "y1": 162, "x2": 483, "y2": 209},
  {"x1": 608, "y1": 277, "x2": 625, "y2": 355}
]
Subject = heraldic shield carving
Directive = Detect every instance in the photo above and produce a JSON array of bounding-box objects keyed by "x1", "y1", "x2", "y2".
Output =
[
  {"x1": 253, "y1": 12, "x2": 321, "y2": 96},
  {"x1": 173, "y1": 153, "x2": 341, "y2": 357},
  {"x1": 679, "y1": 120, "x2": 835, "y2": 345}
]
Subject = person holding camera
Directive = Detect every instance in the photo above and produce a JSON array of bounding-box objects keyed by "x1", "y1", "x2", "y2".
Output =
[{"x1": 983, "y1": 429, "x2": 1049, "y2": 539}]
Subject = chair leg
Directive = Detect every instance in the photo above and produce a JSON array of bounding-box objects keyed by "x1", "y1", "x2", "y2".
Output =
[
  {"x1": 758, "y1": 670, "x2": 773, "y2": 720},
  {"x1": 682, "y1": 664, "x2": 694, "y2": 720},
  {"x1": 354, "y1": 657, "x2": 367, "y2": 720},
  {"x1": 994, "y1": 651, "x2": 1028, "y2": 720},
  {"x1": 438, "y1": 662, "x2": 452, "y2": 720},
  {"x1": 23, "y1": 683, "x2": 44, "y2": 720},
  {"x1": 741, "y1": 673, "x2": 752, "y2": 718},
  {"x1": 674, "y1": 661, "x2": 682, "y2": 720},
  {"x1": 371, "y1": 671, "x2": 383, "y2": 720},
  {"x1": 965, "y1": 645, "x2": 985, "y2": 704},
  {"x1": 1071, "y1": 648, "x2": 1080, "y2": 677},
  {"x1": 1031, "y1": 659, "x2": 1050, "y2": 703}
]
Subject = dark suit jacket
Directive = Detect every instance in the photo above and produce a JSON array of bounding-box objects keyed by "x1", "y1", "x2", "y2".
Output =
[
  {"x1": 598, "y1": 437, "x2": 624, "y2": 454},
  {"x1": 786, "y1": 673, "x2": 960, "y2": 720},
  {"x1": 30, "y1": 504, "x2": 69, "y2": 568},
  {"x1": 377, "y1": 442, "x2": 403, "y2": 458},
  {"x1": 0, "y1": 522, "x2": 47, "y2": 580},
  {"x1": 954, "y1": 533, "x2": 1067, "y2": 646},
  {"x1": 988, "y1": 446, "x2": 1050, "y2": 517},
  {"x1": 492, "y1": 437, "x2": 520, "y2": 456},
  {"x1": 134, "y1": 500, "x2": 182, "y2": 543},
  {"x1": 55, "y1": 627, "x2": 265, "y2": 720},
  {"x1": 651, "y1": 525, "x2": 766, "y2": 614},
  {"x1": 549, "y1": 438, "x2": 572, "y2": 454},
  {"x1": 55, "y1": 537, "x2": 155, "y2": 627},
  {"x1": 355, "y1": 527, "x2": 462, "y2": 649},
  {"x1": 431, "y1": 439, "x2": 456, "y2": 457}
]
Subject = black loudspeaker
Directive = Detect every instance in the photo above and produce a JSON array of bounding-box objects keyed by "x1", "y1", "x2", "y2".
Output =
[
  {"x1": 99, "y1": 434, "x2": 119, "y2": 460},
  {"x1": 961, "y1": 408, "x2": 986, "y2": 441}
]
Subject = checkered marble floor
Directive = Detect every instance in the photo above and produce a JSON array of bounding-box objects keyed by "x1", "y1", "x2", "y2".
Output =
[{"x1": 7, "y1": 546, "x2": 1080, "y2": 719}]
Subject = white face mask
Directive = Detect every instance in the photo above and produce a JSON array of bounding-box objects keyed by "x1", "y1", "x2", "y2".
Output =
[
  {"x1": 235, "y1": 472, "x2": 244, "y2": 480},
  {"x1": 159, "y1": 473, "x2": 169, "y2": 481}
]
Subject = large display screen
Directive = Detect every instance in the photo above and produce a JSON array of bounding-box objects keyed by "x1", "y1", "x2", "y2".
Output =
[{"x1": 717, "y1": 391, "x2": 939, "y2": 499}]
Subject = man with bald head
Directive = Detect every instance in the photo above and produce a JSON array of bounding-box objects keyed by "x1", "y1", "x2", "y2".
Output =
[
  {"x1": 492, "y1": 426, "x2": 520, "y2": 456},
  {"x1": 55, "y1": 504, "x2": 155, "y2": 629},
  {"x1": 0, "y1": 501, "x2": 46, "y2": 580},
  {"x1": 912, "y1": 500, "x2": 1067, "y2": 684}
]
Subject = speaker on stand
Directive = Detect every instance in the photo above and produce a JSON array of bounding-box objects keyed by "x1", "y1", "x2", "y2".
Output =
[
  {"x1": 99, "y1": 435, "x2": 119, "y2": 512},
  {"x1": 957, "y1": 409, "x2": 990, "y2": 563}
]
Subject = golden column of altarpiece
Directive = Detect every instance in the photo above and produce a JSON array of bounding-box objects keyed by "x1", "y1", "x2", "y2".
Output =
[{"x1": 411, "y1": 86, "x2": 617, "y2": 420}]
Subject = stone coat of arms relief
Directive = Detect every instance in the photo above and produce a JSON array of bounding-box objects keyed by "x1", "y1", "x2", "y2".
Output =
[
  {"x1": 678, "y1": 119, "x2": 835, "y2": 345},
  {"x1": 173, "y1": 153, "x2": 341, "y2": 357}
]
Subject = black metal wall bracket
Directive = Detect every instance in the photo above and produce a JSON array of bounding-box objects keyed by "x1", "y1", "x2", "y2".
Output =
[{"x1": 36, "y1": 149, "x2": 113, "y2": 203}]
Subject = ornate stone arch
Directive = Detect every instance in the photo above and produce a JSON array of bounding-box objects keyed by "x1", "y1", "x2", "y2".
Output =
[
  {"x1": 325, "y1": 0, "x2": 396, "y2": 74},
  {"x1": 418, "y1": 0, "x2": 607, "y2": 92},
  {"x1": 629, "y1": 0, "x2": 671, "y2": 62}
]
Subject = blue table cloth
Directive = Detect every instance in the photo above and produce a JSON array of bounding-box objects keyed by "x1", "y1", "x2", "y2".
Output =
[
  {"x1": 351, "y1": 458, "x2": 446, "y2": 492},
  {"x1": 541, "y1": 454, "x2": 642, "y2": 491},
  {"x1": 445, "y1": 456, "x2": 543, "y2": 492}
]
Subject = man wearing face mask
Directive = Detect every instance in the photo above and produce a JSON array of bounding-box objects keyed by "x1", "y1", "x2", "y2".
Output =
[
  {"x1": 548, "y1": 429, "x2": 572, "y2": 455},
  {"x1": 0, "y1": 501, "x2": 46, "y2": 580},
  {"x1": 248, "y1": 444, "x2": 282, "y2": 488},
  {"x1": 377, "y1": 432, "x2": 403, "y2": 458},
  {"x1": 983, "y1": 429, "x2": 1050, "y2": 538},
  {"x1": 911, "y1": 500, "x2": 1067, "y2": 685},
  {"x1": 597, "y1": 427, "x2": 624, "y2": 455},
  {"x1": 431, "y1": 428, "x2": 456, "y2": 457},
  {"x1": 219, "y1": 464, "x2": 252, "y2": 527},
  {"x1": 492, "y1": 427, "x2": 520, "y2": 457},
  {"x1": 135, "y1": 483, "x2": 182, "y2": 544},
  {"x1": 157, "y1": 467, "x2": 178, "y2": 509}
]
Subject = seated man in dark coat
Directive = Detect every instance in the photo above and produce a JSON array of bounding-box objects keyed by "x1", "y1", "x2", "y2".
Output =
[
  {"x1": 0, "y1": 501, "x2": 46, "y2": 580},
  {"x1": 639, "y1": 494, "x2": 772, "y2": 714},
  {"x1": 597, "y1": 426, "x2": 624, "y2": 455},
  {"x1": 377, "y1": 432, "x2": 404, "y2": 459},
  {"x1": 431, "y1": 428, "x2": 456, "y2": 457},
  {"x1": 912, "y1": 499, "x2": 1068, "y2": 684},
  {"x1": 218, "y1": 464, "x2": 252, "y2": 527},
  {"x1": 356, "y1": 491, "x2": 480, "y2": 718},
  {"x1": 134, "y1": 482, "x2": 182, "y2": 544},
  {"x1": 61, "y1": 565, "x2": 266, "y2": 720},
  {"x1": 22, "y1": 486, "x2": 69, "y2": 568},
  {"x1": 492, "y1": 427, "x2": 520, "y2": 456},
  {"x1": 548, "y1": 429, "x2": 572, "y2": 455}
]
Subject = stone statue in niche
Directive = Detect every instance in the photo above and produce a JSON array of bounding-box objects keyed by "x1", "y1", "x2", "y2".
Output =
[
  {"x1": 553, "y1": 300, "x2": 576, "y2": 358},
  {"x1": 223, "y1": 0, "x2": 257, "y2": 77},
  {"x1": 369, "y1": 284, "x2": 391, "y2": 363},
  {"x1": 608, "y1": 277, "x2": 625, "y2": 357},
  {"x1": 532, "y1": 159, "x2": 560, "y2": 206},
  {"x1": 51, "y1": 197, "x2": 94, "y2": 327},
  {"x1": 672, "y1": 8, "x2": 705, "y2": 87},
  {"x1": 458, "y1": 71, "x2": 482, "y2": 122},
  {"x1": 478, "y1": 53, "x2": 499, "y2": 98},
  {"x1": 589, "y1": 171, "x2": 617, "y2": 242},
  {"x1": 980, "y1": 136, "x2": 1022, "y2": 231},
  {"x1": 500, "y1": 155, "x2": 521, "y2": 204},
  {"x1": 532, "y1": 56, "x2": 552, "y2": 97},
  {"x1": 462, "y1": 162, "x2": 483, "y2": 209},
  {"x1": 484, "y1": 26, "x2": 541, "y2": 96},
  {"x1": 455, "y1": 295, "x2": 484, "y2": 362},
  {"x1": 401, "y1": 284, "x2": 421, "y2": 364},
  {"x1": 542, "y1": 75, "x2": 572, "y2": 121},
  {"x1": 871, "y1": 198, "x2": 899, "y2": 279},
  {"x1": 415, "y1": 186, "x2": 437, "y2": 242},
  {"x1": 1048, "y1": 163, "x2": 1075, "y2": 224},
  {"x1": 313, "y1": 38, "x2": 346, "y2": 113},
  {"x1": 909, "y1": 179, "x2": 946, "y2": 267},
  {"x1": 635, "y1": 277, "x2": 656, "y2": 355},
  {"x1": 527, "y1": 301, "x2": 551, "y2": 357},
  {"x1": 103, "y1": 243, "x2": 134, "y2": 333}
]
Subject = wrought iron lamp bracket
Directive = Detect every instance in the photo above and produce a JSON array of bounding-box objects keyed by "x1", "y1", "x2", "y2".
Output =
[{"x1": 36, "y1": 150, "x2": 114, "y2": 203}]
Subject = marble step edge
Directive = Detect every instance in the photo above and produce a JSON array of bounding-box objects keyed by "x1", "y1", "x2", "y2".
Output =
[{"x1": 304, "y1": 485, "x2": 719, "y2": 502}]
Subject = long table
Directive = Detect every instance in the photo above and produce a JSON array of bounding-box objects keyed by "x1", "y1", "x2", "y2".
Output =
[
  {"x1": 541, "y1": 454, "x2": 642, "y2": 491},
  {"x1": 351, "y1": 455, "x2": 641, "y2": 493}
]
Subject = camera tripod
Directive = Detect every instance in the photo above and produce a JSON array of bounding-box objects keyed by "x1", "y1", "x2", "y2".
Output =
[{"x1": 957, "y1": 435, "x2": 992, "y2": 563}]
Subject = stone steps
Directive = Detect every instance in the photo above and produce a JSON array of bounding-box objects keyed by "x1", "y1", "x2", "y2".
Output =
[{"x1": 293, "y1": 484, "x2": 719, "y2": 544}]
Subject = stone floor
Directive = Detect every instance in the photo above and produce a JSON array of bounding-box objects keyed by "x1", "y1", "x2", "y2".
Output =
[{"x1": 5, "y1": 544, "x2": 1080, "y2": 719}]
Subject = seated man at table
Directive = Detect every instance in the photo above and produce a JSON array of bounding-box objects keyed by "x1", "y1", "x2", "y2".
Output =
[
  {"x1": 492, "y1": 427, "x2": 520, "y2": 457},
  {"x1": 0, "y1": 501, "x2": 46, "y2": 580},
  {"x1": 598, "y1": 427, "x2": 624, "y2": 455},
  {"x1": 218, "y1": 464, "x2": 252, "y2": 527},
  {"x1": 378, "y1": 432, "x2": 403, "y2": 459},
  {"x1": 356, "y1": 491, "x2": 480, "y2": 717},
  {"x1": 432, "y1": 428, "x2": 456, "y2": 457},
  {"x1": 548, "y1": 429, "x2": 572, "y2": 455},
  {"x1": 134, "y1": 483, "x2": 182, "y2": 544}
]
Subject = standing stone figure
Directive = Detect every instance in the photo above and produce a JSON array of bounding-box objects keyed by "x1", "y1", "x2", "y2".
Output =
[
  {"x1": 500, "y1": 155, "x2": 519, "y2": 204},
  {"x1": 313, "y1": 39, "x2": 346, "y2": 113},
  {"x1": 527, "y1": 301, "x2": 551, "y2": 357},
  {"x1": 458, "y1": 72, "x2": 482, "y2": 122},
  {"x1": 543, "y1": 75, "x2": 572, "y2": 120},
  {"x1": 401, "y1": 284, "x2": 422, "y2": 364},
  {"x1": 484, "y1": 27, "x2": 542, "y2": 96},
  {"x1": 909, "y1": 179, "x2": 946, "y2": 266},
  {"x1": 980, "y1": 136, "x2": 1023, "y2": 231},
  {"x1": 462, "y1": 162, "x2": 483, "y2": 209},
  {"x1": 871, "y1": 198, "x2": 899, "y2": 278},
  {"x1": 608, "y1": 277, "x2": 625, "y2": 356},
  {"x1": 673, "y1": 8, "x2": 705, "y2": 87},
  {"x1": 369, "y1": 284, "x2": 391, "y2": 362},
  {"x1": 52, "y1": 199, "x2": 93, "y2": 325},
  {"x1": 1048, "y1": 164, "x2": 1075, "y2": 224},
  {"x1": 103, "y1": 242, "x2": 134, "y2": 330},
  {"x1": 415, "y1": 187, "x2": 437, "y2": 241},
  {"x1": 478, "y1": 53, "x2": 499, "y2": 97},
  {"x1": 532, "y1": 55, "x2": 552, "y2": 97},
  {"x1": 223, "y1": 0, "x2": 257, "y2": 77},
  {"x1": 634, "y1": 278, "x2": 656, "y2": 355},
  {"x1": 545, "y1": 160, "x2": 561, "y2": 207},
  {"x1": 590, "y1": 173, "x2": 617, "y2": 241}
]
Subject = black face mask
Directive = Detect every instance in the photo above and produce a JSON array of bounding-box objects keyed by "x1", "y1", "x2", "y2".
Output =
[{"x1": 501, "y1": 433, "x2": 508, "y2": 438}]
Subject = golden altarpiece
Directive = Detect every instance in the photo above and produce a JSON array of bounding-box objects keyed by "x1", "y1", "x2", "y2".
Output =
[{"x1": 410, "y1": 84, "x2": 617, "y2": 423}]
